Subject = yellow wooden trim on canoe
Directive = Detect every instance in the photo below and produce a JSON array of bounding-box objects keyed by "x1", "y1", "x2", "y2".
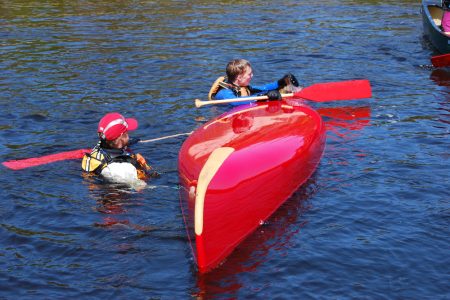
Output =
[{"x1": 195, "y1": 147, "x2": 235, "y2": 236}]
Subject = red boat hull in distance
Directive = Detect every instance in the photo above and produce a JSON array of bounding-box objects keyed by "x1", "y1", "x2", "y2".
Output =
[{"x1": 178, "y1": 101, "x2": 326, "y2": 273}]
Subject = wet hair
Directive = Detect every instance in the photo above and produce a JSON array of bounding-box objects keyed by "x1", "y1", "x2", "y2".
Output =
[{"x1": 226, "y1": 59, "x2": 252, "y2": 83}]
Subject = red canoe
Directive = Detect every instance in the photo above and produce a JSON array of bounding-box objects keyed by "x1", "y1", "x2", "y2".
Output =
[{"x1": 178, "y1": 100, "x2": 326, "y2": 273}]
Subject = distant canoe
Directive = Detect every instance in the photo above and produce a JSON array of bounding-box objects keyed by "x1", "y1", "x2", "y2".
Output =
[{"x1": 421, "y1": 1, "x2": 450, "y2": 53}]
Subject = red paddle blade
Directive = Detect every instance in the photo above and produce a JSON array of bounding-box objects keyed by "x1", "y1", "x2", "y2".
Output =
[
  {"x1": 294, "y1": 79, "x2": 372, "y2": 102},
  {"x1": 2, "y1": 148, "x2": 90, "y2": 170},
  {"x1": 431, "y1": 53, "x2": 450, "y2": 68}
]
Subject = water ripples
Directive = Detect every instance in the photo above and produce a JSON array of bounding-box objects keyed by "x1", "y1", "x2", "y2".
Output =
[{"x1": 1, "y1": 1, "x2": 449, "y2": 299}]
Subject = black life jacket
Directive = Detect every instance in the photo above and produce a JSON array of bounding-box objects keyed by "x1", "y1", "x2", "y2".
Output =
[{"x1": 81, "y1": 141, "x2": 154, "y2": 179}]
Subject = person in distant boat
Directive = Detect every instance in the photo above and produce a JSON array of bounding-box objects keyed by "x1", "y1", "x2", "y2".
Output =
[
  {"x1": 81, "y1": 112, "x2": 158, "y2": 184},
  {"x1": 208, "y1": 58, "x2": 301, "y2": 106},
  {"x1": 442, "y1": 0, "x2": 450, "y2": 33}
]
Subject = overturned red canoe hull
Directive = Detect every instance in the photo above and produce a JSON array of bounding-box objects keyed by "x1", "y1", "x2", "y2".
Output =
[{"x1": 178, "y1": 101, "x2": 326, "y2": 273}]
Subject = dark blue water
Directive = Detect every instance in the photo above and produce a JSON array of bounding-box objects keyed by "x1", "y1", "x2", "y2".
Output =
[{"x1": 1, "y1": 1, "x2": 448, "y2": 299}]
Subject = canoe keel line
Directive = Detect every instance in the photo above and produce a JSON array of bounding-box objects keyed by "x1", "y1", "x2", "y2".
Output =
[{"x1": 179, "y1": 101, "x2": 326, "y2": 273}]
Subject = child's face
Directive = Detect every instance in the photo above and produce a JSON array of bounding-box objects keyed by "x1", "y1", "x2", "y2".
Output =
[
  {"x1": 108, "y1": 132, "x2": 130, "y2": 149},
  {"x1": 236, "y1": 66, "x2": 253, "y2": 87}
]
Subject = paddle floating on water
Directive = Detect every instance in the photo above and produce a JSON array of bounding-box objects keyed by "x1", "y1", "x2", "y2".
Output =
[
  {"x1": 195, "y1": 79, "x2": 372, "y2": 108},
  {"x1": 2, "y1": 131, "x2": 193, "y2": 170},
  {"x1": 2, "y1": 149, "x2": 91, "y2": 171},
  {"x1": 431, "y1": 53, "x2": 450, "y2": 68}
]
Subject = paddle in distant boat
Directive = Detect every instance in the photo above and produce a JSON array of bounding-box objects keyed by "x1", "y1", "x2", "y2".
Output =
[
  {"x1": 431, "y1": 53, "x2": 450, "y2": 67},
  {"x1": 2, "y1": 131, "x2": 192, "y2": 170},
  {"x1": 195, "y1": 79, "x2": 372, "y2": 107}
]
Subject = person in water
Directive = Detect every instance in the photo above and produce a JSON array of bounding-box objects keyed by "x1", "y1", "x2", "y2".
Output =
[
  {"x1": 81, "y1": 112, "x2": 157, "y2": 184},
  {"x1": 442, "y1": 0, "x2": 450, "y2": 34},
  {"x1": 208, "y1": 58, "x2": 301, "y2": 106}
]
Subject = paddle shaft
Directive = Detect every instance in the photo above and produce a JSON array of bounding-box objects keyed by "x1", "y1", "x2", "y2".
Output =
[
  {"x1": 2, "y1": 131, "x2": 192, "y2": 170},
  {"x1": 195, "y1": 94, "x2": 293, "y2": 107},
  {"x1": 431, "y1": 53, "x2": 450, "y2": 68}
]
